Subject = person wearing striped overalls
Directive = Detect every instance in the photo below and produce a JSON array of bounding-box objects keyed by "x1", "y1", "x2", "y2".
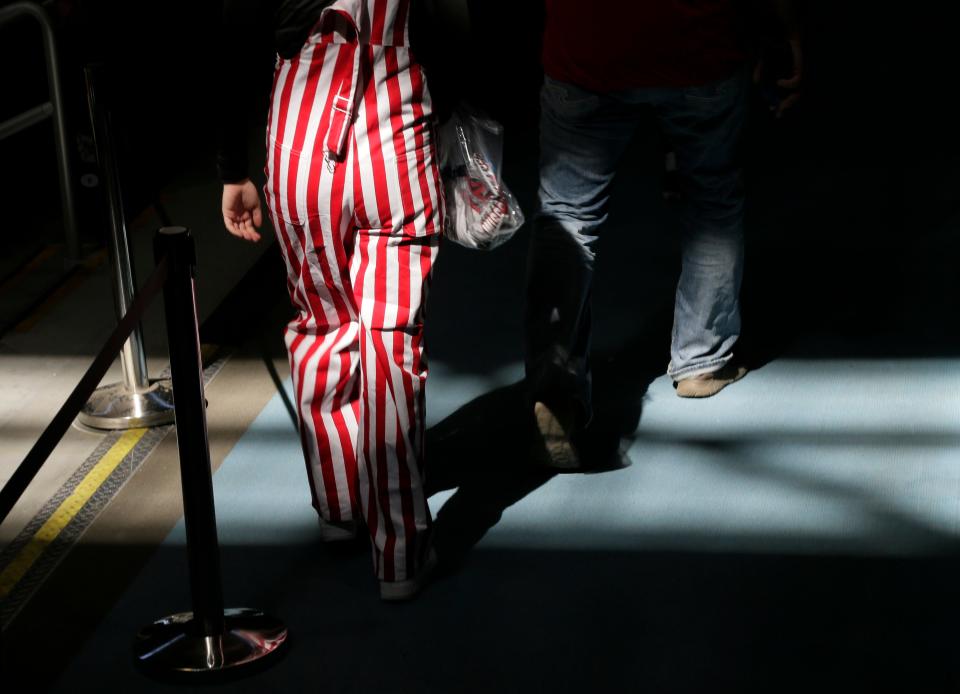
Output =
[{"x1": 219, "y1": 0, "x2": 442, "y2": 600}]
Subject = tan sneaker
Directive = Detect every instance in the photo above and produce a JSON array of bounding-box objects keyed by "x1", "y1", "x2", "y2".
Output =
[
  {"x1": 675, "y1": 363, "x2": 748, "y2": 399},
  {"x1": 533, "y1": 401, "x2": 581, "y2": 469}
]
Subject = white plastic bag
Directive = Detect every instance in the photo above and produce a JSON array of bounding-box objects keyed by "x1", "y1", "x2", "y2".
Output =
[{"x1": 437, "y1": 104, "x2": 524, "y2": 250}]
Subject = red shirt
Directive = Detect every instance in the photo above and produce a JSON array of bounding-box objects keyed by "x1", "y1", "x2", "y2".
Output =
[{"x1": 542, "y1": 0, "x2": 751, "y2": 92}]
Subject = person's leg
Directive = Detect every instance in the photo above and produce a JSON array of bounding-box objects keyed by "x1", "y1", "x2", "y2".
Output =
[
  {"x1": 349, "y1": 40, "x2": 444, "y2": 591},
  {"x1": 350, "y1": 230, "x2": 439, "y2": 587},
  {"x1": 656, "y1": 68, "x2": 750, "y2": 394},
  {"x1": 526, "y1": 76, "x2": 637, "y2": 463},
  {"x1": 263, "y1": 39, "x2": 364, "y2": 532}
]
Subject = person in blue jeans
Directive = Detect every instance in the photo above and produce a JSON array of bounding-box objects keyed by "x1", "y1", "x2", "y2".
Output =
[{"x1": 528, "y1": 0, "x2": 801, "y2": 467}]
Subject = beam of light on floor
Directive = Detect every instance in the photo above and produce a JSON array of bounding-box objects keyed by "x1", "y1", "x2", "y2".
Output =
[{"x1": 84, "y1": 356, "x2": 960, "y2": 557}]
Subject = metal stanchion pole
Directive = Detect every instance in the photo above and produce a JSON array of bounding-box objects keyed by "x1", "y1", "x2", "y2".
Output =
[
  {"x1": 78, "y1": 64, "x2": 175, "y2": 430},
  {"x1": 134, "y1": 227, "x2": 287, "y2": 678}
]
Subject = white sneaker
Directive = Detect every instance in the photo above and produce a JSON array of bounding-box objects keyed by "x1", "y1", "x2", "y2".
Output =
[
  {"x1": 318, "y1": 518, "x2": 359, "y2": 542},
  {"x1": 379, "y1": 548, "x2": 438, "y2": 602}
]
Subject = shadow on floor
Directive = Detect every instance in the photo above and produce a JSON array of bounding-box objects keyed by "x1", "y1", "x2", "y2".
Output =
[
  {"x1": 425, "y1": 316, "x2": 672, "y2": 567},
  {"x1": 14, "y1": 540, "x2": 960, "y2": 693}
]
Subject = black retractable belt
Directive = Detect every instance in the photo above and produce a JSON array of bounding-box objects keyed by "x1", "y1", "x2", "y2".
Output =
[
  {"x1": 0, "y1": 258, "x2": 168, "y2": 527},
  {"x1": 133, "y1": 227, "x2": 287, "y2": 681}
]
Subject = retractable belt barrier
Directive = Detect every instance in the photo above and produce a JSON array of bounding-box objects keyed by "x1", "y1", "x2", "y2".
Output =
[
  {"x1": 0, "y1": 255, "x2": 168, "y2": 526},
  {"x1": 0, "y1": 227, "x2": 288, "y2": 680}
]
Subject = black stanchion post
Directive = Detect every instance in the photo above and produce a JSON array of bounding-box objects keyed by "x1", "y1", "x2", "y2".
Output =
[
  {"x1": 133, "y1": 227, "x2": 287, "y2": 680},
  {"x1": 157, "y1": 225, "x2": 224, "y2": 636}
]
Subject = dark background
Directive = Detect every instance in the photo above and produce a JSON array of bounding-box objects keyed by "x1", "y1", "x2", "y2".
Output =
[
  {"x1": 4, "y1": 1, "x2": 957, "y2": 241},
  {"x1": 5, "y1": 0, "x2": 960, "y2": 505}
]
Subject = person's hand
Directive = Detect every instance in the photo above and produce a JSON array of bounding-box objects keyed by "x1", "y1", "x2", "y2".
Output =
[
  {"x1": 774, "y1": 36, "x2": 803, "y2": 117},
  {"x1": 222, "y1": 179, "x2": 263, "y2": 242},
  {"x1": 753, "y1": 35, "x2": 803, "y2": 118}
]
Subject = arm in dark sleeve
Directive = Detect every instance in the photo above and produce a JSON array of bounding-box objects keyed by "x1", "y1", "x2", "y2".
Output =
[
  {"x1": 217, "y1": 0, "x2": 274, "y2": 183},
  {"x1": 747, "y1": 0, "x2": 801, "y2": 38},
  {"x1": 772, "y1": 0, "x2": 800, "y2": 37},
  {"x1": 410, "y1": 0, "x2": 478, "y2": 123}
]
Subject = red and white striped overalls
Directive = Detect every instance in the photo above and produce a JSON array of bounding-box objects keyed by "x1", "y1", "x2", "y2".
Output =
[{"x1": 263, "y1": 0, "x2": 443, "y2": 582}]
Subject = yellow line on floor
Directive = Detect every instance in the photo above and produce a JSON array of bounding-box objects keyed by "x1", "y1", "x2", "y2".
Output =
[{"x1": 0, "y1": 427, "x2": 148, "y2": 600}]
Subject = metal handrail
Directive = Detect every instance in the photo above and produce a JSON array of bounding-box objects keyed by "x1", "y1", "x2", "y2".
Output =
[{"x1": 0, "y1": 1, "x2": 80, "y2": 265}]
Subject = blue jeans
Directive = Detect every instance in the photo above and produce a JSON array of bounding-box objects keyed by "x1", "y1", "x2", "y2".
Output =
[{"x1": 525, "y1": 69, "x2": 749, "y2": 422}]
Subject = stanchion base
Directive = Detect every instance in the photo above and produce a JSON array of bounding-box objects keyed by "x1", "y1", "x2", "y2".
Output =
[
  {"x1": 77, "y1": 379, "x2": 175, "y2": 429},
  {"x1": 133, "y1": 608, "x2": 288, "y2": 680}
]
